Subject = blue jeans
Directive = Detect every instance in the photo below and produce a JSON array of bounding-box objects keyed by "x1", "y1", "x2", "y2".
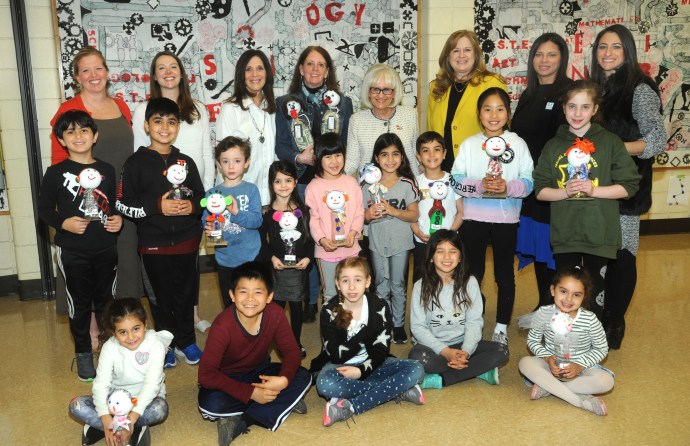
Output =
[
  {"x1": 69, "y1": 395, "x2": 168, "y2": 430},
  {"x1": 371, "y1": 250, "x2": 410, "y2": 328},
  {"x1": 316, "y1": 358, "x2": 424, "y2": 414}
]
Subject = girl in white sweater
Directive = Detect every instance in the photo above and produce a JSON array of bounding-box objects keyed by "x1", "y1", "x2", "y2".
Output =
[{"x1": 69, "y1": 298, "x2": 173, "y2": 445}]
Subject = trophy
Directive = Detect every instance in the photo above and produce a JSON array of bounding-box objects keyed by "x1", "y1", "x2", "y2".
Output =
[
  {"x1": 427, "y1": 180, "x2": 450, "y2": 235},
  {"x1": 274, "y1": 210, "x2": 303, "y2": 267},
  {"x1": 200, "y1": 192, "x2": 232, "y2": 246},
  {"x1": 322, "y1": 90, "x2": 341, "y2": 134},
  {"x1": 286, "y1": 99, "x2": 314, "y2": 152},
  {"x1": 566, "y1": 137, "x2": 596, "y2": 200},
  {"x1": 550, "y1": 311, "x2": 576, "y2": 380},
  {"x1": 359, "y1": 163, "x2": 387, "y2": 205},
  {"x1": 77, "y1": 168, "x2": 104, "y2": 221},
  {"x1": 165, "y1": 161, "x2": 192, "y2": 201},
  {"x1": 323, "y1": 190, "x2": 349, "y2": 246},
  {"x1": 482, "y1": 136, "x2": 511, "y2": 199}
]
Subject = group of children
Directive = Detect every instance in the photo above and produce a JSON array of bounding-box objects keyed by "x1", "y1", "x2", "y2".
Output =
[{"x1": 43, "y1": 78, "x2": 639, "y2": 445}]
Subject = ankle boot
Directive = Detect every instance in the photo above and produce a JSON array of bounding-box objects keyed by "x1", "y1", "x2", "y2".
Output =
[{"x1": 605, "y1": 319, "x2": 625, "y2": 350}]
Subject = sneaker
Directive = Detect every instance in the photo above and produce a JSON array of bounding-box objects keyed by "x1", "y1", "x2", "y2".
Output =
[
  {"x1": 323, "y1": 398, "x2": 355, "y2": 427},
  {"x1": 476, "y1": 367, "x2": 500, "y2": 385},
  {"x1": 164, "y1": 349, "x2": 177, "y2": 368},
  {"x1": 293, "y1": 398, "x2": 308, "y2": 415},
  {"x1": 299, "y1": 344, "x2": 307, "y2": 359},
  {"x1": 175, "y1": 344, "x2": 203, "y2": 365},
  {"x1": 491, "y1": 331, "x2": 508, "y2": 346},
  {"x1": 516, "y1": 311, "x2": 537, "y2": 330},
  {"x1": 82, "y1": 424, "x2": 105, "y2": 445},
  {"x1": 580, "y1": 395, "x2": 608, "y2": 416},
  {"x1": 393, "y1": 326, "x2": 408, "y2": 344},
  {"x1": 217, "y1": 415, "x2": 248, "y2": 445},
  {"x1": 421, "y1": 373, "x2": 443, "y2": 389},
  {"x1": 395, "y1": 384, "x2": 425, "y2": 405},
  {"x1": 75, "y1": 352, "x2": 96, "y2": 382},
  {"x1": 530, "y1": 383, "x2": 551, "y2": 400}
]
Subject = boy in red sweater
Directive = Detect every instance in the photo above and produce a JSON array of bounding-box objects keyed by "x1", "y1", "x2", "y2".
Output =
[{"x1": 198, "y1": 261, "x2": 311, "y2": 445}]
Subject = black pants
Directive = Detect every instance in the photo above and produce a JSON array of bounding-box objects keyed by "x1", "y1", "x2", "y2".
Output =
[
  {"x1": 142, "y1": 251, "x2": 198, "y2": 349},
  {"x1": 217, "y1": 264, "x2": 236, "y2": 309},
  {"x1": 603, "y1": 248, "x2": 637, "y2": 324},
  {"x1": 459, "y1": 221, "x2": 518, "y2": 325},
  {"x1": 553, "y1": 252, "x2": 608, "y2": 320},
  {"x1": 412, "y1": 239, "x2": 429, "y2": 284},
  {"x1": 58, "y1": 245, "x2": 117, "y2": 353}
]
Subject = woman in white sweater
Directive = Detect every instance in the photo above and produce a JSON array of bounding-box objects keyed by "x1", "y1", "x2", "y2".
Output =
[{"x1": 345, "y1": 64, "x2": 419, "y2": 175}]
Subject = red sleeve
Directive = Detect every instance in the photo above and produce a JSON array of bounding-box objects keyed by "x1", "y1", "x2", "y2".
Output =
[
  {"x1": 270, "y1": 305, "x2": 301, "y2": 382},
  {"x1": 197, "y1": 311, "x2": 257, "y2": 404}
]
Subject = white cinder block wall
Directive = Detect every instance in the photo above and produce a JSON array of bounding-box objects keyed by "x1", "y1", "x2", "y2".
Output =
[{"x1": 0, "y1": 0, "x2": 686, "y2": 285}]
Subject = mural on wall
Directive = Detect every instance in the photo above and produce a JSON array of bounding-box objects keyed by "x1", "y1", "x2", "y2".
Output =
[
  {"x1": 474, "y1": 0, "x2": 690, "y2": 169},
  {"x1": 54, "y1": 0, "x2": 419, "y2": 133}
]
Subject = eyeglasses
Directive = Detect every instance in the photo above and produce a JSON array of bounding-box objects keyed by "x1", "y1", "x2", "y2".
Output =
[{"x1": 369, "y1": 87, "x2": 394, "y2": 95}]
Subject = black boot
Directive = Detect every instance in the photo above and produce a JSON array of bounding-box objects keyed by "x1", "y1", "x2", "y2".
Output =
[
  {"x1": 605, "y1": 319, "x2": 625, "y2": 350},
  {"x1": 304, "y1": 303, "x2": 317, "y2": 323}
]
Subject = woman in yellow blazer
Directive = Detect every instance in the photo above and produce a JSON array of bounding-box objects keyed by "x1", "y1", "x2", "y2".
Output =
[{"x1": 427, "y1": 30, "x2": 507, "y2": 171}]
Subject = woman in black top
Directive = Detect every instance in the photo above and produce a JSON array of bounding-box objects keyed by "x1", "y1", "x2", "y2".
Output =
[{"x1": 513, "y1": 33, "x2": 572, "y2": 328}]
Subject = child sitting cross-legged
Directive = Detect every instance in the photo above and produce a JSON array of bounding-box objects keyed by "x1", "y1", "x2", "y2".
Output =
[{"x1": 197, "y1": 261, "x2": 312, "y2": 445}]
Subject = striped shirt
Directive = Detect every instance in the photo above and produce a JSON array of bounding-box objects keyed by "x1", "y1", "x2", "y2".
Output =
[{"x1": 527, "y1": 304, "x2": 609, "y2": 368}]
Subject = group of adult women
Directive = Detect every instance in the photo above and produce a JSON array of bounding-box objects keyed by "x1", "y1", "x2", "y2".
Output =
[{"x1": 50, "y1": 22, "x2": 664, "y2": 351}]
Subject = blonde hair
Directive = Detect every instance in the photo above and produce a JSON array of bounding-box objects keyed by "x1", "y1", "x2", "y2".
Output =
[
  {"x1": 359, "y1": 64, "x2": 403, "y2": 109},
  {"x1": 431, "y1": 30, "x2": 502, "y2": 100},
  {"x1": 72, "y1": 47, "x2": 111, "y2": 94}
]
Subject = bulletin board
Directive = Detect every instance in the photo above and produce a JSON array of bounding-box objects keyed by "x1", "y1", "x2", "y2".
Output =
[
  {"x1": 474, "y1": 0, "x2": 690, "y2": 169},
  {"x1": 53, "y1": 0, "x2": 420, "y2": 134}
]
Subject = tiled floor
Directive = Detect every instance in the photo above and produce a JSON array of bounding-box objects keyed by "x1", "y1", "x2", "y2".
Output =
[{"x1": 1, "y1": 234, "x2": 689, "y2": 445}]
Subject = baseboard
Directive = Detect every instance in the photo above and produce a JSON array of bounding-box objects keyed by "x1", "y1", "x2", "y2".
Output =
[
  {"x1": 18, "y1": 278, "x2": 45, "y2": 301},
  {"x1": 640, "y1": 218, "x2": 690, "y2": 235},
  {"x1": 0, "y1": 274, "x2": 19, "y2": 296}
]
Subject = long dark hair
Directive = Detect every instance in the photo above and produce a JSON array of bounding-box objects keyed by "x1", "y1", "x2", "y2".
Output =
[
  {"x1": 521, "y1": 33, "x2": 570, "y2": 104},
  {"x1": 420, "y1": 230, "x2": 472, "y2": 312},
  {"x1": 551, "y1": 265, "x2": 593, "y2": 310},
  {"x1": 477, "y1": 87, "x2": 512, "y2": 131},
  {"x1": 590, "y1": 25, "x2": 659, "y2": 100},
  {"x1": 267, "y1": 160, "x2": 310, "y2": 236},
  {"x1": 371, "y1": 133, "x2": 417, "y2": 187},
  {"x1": 288, "y1": 46, "x2": 343, "y2": 95},
  {"x1": 148, "y1": 51, "x2": 200, "y2": 124},
  {"x1": 227, "y1": 49, "x2": 276, "y2": 114},
  {"x1": 99, "y1": 298, "x2": 148, "y2": 348},
  {"x1": 334, "y1": 257, "x2": 371, "y2": 330}
]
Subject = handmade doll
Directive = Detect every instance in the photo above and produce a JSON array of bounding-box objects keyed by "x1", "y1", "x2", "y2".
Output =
[
  {"x1": 165, "y1": 161, "x2": 192, "y2": 200},
  {"x1": 323, "y1": 190, "x2": 348, "y2": 246},
  {"x1": 359, "y1": 163, "x2": 387, "y2": 204},
  {"x1": 427, "y1": 180, "x2": 450, "y2": 235},
  {"x1": 566, "y1": 137, "x2": 596, "y2": 198},
  {"x1": 550, "y1": 311, "x2": 576, "y2": 370},
  {"x1": 77, "y1": 167, "x2": 105, "y2": 221},
  {"x1": 201, "y1": 191, "x2": 233, "y2": 246},
  {"x1": 273, "y1": 209, "x2": 303, "y2": 267},
  {"x1": 107, "y1": 388, "x2": 137, "y2": 433},
  {"x1": 482, "y1": 136, "x2": 512, "y2": 198},
  {"x1": 322, "y1": 90, "x2": 341, "y2": 134},
  {"x1": 286, "y1": 99, "x2": 314, "y2": 151}
]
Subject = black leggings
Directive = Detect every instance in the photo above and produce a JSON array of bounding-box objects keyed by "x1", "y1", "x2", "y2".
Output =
[{"x1": 275, "y1": 300, "x2": 303, "y2": 345}]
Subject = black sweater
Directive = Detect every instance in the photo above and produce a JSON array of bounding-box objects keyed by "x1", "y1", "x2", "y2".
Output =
[
  {"x1": 116, "y1": 146, "x2": 204, "y2": 247},
  {"x1": 38, "y1": 158, "x2": 118, "y2": 251},
  {"x1": 259, "y1": 205, "x2": 313, "y2": 263}
]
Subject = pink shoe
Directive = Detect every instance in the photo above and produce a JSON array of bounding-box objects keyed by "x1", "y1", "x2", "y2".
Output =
[{"x1": 530, "y1": 383, "x2": 551, "y2": 400}]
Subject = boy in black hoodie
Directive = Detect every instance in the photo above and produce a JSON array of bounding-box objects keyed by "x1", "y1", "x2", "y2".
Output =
[
  {"x1": 116, "y1": 98, "x2": 205, "y2": 367},
  {"x1": 39, "y1": 110, "x2": 122, "y2": 381}
]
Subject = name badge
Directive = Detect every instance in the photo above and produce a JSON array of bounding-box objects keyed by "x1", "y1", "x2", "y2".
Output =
[{"x1": 545, "y1": 102, "x2": 554, "y2": 110}]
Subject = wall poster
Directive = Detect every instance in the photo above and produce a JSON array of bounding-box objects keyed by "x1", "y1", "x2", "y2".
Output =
[
  {"x1": 475, "y1": 0, "x2": 690, "y2": 169},
  {"x1": 54, "y1": 0, "x2": 420, "y2": 138}
]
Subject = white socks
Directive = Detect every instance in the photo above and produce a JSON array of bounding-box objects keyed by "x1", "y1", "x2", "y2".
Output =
[{"x1": 494, "y1": 323, "x2": 507, "y2": 334}]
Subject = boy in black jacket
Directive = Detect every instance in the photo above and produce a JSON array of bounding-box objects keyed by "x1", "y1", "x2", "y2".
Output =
[
  {"x1": 38, "y1": 110, "x2": 123, "y2": 381},
  {"x1": 116, "y1": 98, "x2": 205, "y2": 368}
]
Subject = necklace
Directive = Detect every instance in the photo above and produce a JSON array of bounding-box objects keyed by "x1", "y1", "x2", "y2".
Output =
[
  {"x1": 452, "y1": 81, "x2": 467, "y2": 94},
  {"x1": 248, "y1": 105, "x2": 266, "y2": 144}
]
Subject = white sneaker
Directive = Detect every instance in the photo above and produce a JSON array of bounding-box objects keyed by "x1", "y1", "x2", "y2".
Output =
[{"x1": 491, "y1": 331, "x2": 508, "y2": 346}]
